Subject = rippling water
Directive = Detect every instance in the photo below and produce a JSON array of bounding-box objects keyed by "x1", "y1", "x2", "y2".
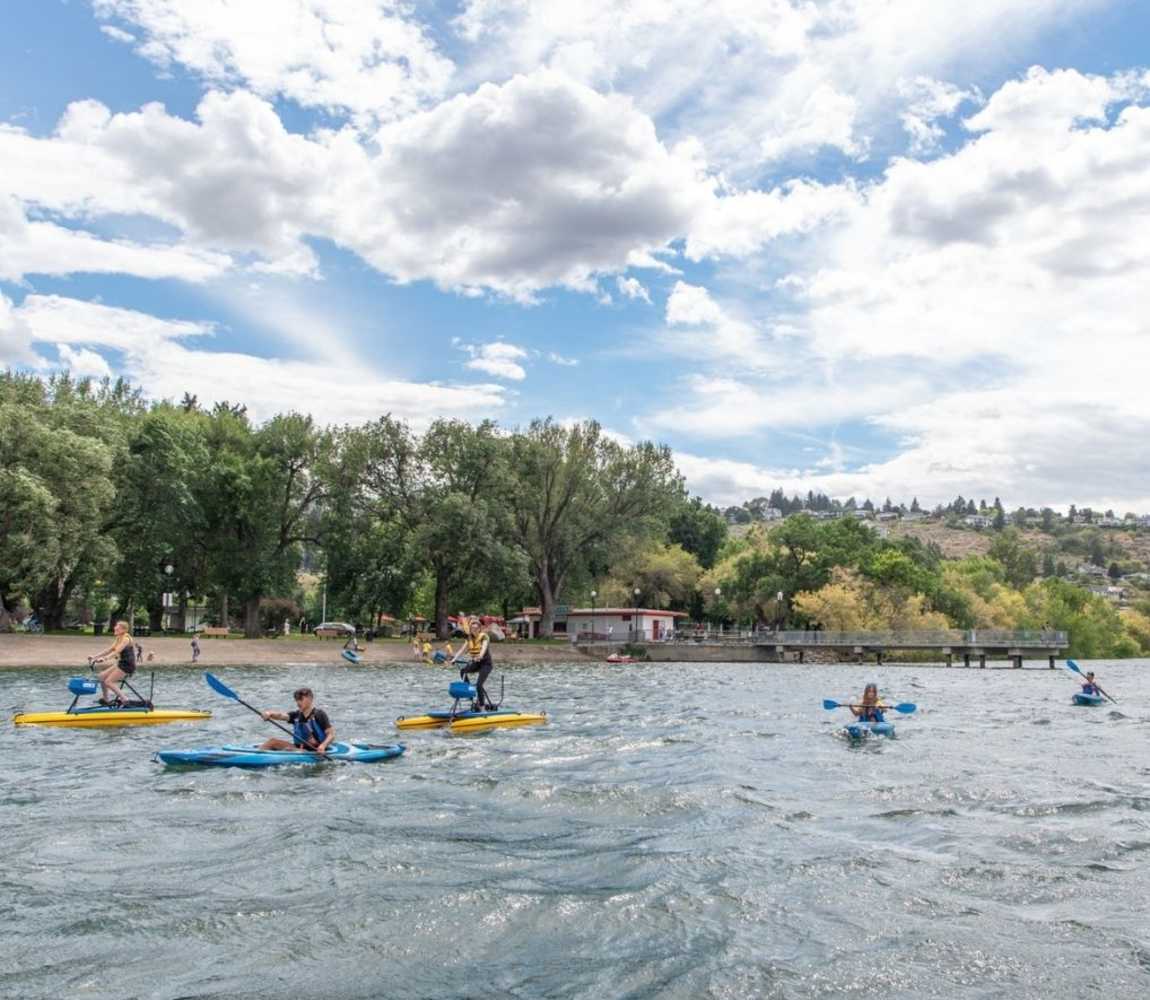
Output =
[{"x1": 3, "y1": 658, "x2": 1150, "y2": 999}]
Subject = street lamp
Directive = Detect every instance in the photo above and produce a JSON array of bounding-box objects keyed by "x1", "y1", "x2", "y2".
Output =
[
  {"x1": 714, "y1": 587, "x2": 721, "y2": 636},
  {"x1": 633, "y1": 586, "x2": 641, "y2": 642},
  {"x1": 776, "y1": 590, "x2": 784, "y2": 633},
  {"x1": 590, "y1": 589, "x2": 597, "y2": 642}
]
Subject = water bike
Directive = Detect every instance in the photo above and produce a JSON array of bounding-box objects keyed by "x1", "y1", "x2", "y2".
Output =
[
  {"x1": 822, "y1": 698, "x2": 917, "y2": 740},
  {"x1": 12, "y1": 675, "x2": 211, "y2": 728},
  {"x1": 155, "y1": 742, "x2": 405, "y2": 768},
  {"x1": 396, "y1": 677, "x2": 547, "y2": 732}
]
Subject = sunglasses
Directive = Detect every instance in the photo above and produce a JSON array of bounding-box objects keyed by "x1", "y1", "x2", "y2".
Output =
[{"x1": 293, "y1": 692, "x2": 312, "y2": 701}]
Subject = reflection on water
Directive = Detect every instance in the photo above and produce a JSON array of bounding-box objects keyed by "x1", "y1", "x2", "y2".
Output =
[{"x1": 3, "y1": 659, "x2": 1150, "y2": 999}]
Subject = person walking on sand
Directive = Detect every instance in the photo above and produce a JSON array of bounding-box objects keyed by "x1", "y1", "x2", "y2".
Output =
[{"x1": 90, "y1": 620, "x2": 137, "y2": 705}]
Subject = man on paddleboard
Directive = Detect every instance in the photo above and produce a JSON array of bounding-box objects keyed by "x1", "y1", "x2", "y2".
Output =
[
  {"x1": 90, "y1": 620, "x2": 137, "y2": 705},
  {"x1": 259, "y1": 688, "x2": 335, "y2": 752},
  {"x1": 452, "y1": 617, "x2": 496, "y2": 710}
]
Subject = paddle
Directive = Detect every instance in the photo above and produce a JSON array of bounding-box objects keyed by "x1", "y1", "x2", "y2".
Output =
[
  {"x1": 822, "y1": 699, "x2": 917, "y2": 713},
  {"x1": 203, "y1": 672, "x2": 329, "y2": 755},
  {"x1": 1065, "y1": 660, "x2": 1117, "y2": 704}
]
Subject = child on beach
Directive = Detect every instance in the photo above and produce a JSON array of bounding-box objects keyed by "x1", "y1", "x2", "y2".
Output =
[{"x1": 191, "y1": 636, "x2": 201, "y2": 663}]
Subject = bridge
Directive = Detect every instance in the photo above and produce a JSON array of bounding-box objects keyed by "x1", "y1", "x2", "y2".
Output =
[{"x1": 577, "y1": 629, "x2": 1070, "y2": 668}]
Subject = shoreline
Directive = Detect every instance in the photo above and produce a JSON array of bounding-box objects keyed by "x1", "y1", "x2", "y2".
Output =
[
  {"x1": 0, "y1": 635, "x2": 594, "y2": 669},
  {"x1": 1, "y1": 634, "x2": 1084, "y2": 670}
]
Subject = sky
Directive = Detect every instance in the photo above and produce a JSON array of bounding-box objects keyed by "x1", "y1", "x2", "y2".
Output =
[{"x1": 2, "y1": 0, "x2": 1149, "y2": 512}]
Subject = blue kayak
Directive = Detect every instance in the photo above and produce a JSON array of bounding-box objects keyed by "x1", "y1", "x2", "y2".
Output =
[
  {"x1": 1072, "y1": 692, "x2": 1105, "y2": 706},
  {"x1": 341, "y1": 649, "x2": 362, "y2": 664},
  {"x1": 154, "y1": 741, "x2": 405, "y2": 768},
  {"x1": 844, "y1": 721, "x2": 895, "y2": 740}
]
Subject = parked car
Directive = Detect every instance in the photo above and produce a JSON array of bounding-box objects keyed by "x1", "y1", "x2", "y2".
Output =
[{"x1": 313, "y1": 621, "x2": 356, "y2": 638}]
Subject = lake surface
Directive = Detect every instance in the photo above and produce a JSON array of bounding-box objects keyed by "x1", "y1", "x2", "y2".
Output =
[{"x1": 3, "y1": 658, "x2": 1149, "y2": 999}]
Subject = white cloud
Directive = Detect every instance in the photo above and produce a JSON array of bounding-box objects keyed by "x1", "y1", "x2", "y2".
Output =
[
  {"x1": 1, "y1": 295, "x2": 508, "y2": 426},
  {"x1": 456, "y1": 340, "x2": 529, "y2": 381},
  {"x1": 0, "y1": 75, "x2": 724, "y2": 298},
  {"x1": 56, "y1": 344, "x2": 113, "y2": 379},
  {"x1": 547, "y1": 352, "x2": 579, "y2": 367},
  {"x1": 0, "y1": 195, "x2": 229, "y2": 283},
  {"x1": 93, "y1": 0, "x2": 454, "y2": 126},
  {"x1": 656, "y1": 67, "x2": 1150, "y2": 510},
  {"x1": 897, "y1": 76, "x2": 980, "y2": 153},
  {"x1": 616, "y1": 276, "x2": 651, "y2": 304},
  {"x1": 453, "y1": 0, "x2": 1105, "y2": 173},
  {"x1": 662, "y1": 282, "x2": 770, "y2": 370}
]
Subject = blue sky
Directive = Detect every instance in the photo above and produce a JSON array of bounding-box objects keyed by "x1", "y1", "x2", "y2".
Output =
[{"x1": 3, "y1": 1, "x2": 1150, "y2": 511}]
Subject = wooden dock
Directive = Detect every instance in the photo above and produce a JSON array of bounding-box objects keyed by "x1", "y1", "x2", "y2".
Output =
[{"x1": 579, "y1": 629, "x2": 1070, "y2": 667}]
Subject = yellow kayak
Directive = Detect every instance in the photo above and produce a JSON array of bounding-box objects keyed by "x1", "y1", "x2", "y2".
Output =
[
  {"x1": 13, "y1": 707, "x2": 212, "y2": 728},
  {"x1": 395, "y1": 710, "x2": 547, "y2": 732}
]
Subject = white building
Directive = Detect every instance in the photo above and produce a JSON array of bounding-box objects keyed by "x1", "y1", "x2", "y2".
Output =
[{"x1": 567, "y1": 608, "x2": 687, "y2": 642}]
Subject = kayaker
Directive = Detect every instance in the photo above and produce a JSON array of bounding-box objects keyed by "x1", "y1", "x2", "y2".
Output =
[
  {"x1": 259, "y1": 688, "x2": 335, "y2": 752},
  {"x1": 453, "y1": 617, "x2": 495, "y2": 710},
  {"x1": 90, "y1": 620, "x2": 137, "y2": 705},
  {"x1": 1080, "y1": 672, "x2": 1100, "y2": 695},
  {"x1": 850, "y1": 683, "x2": 886, "y2": 723}
]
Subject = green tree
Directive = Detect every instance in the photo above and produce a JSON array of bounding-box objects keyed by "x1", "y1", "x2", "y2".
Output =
[
  {"x1": 506, "y1": 419, "x2": 682, "y2": 636},
  {"x1": 667, "y1": 495, "x2": 728, "y2": 569},
  {"x1": 988, "y1": 529, "x2": 1039, "y2": 589}
]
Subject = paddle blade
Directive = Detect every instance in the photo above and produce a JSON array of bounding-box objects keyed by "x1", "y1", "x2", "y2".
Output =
[
  {"x1": 822, "y1": 699, "x2": 842, "y2": 710},
  {"x1": 1065, "y1": 659, "x2": 1083, "y2": 676},
  {"x1": 204, "y1": 671, "x2": 239, "y2": 701},
  {"x1": 893, "y1": 702, "x2": 917, "y2": 714}
]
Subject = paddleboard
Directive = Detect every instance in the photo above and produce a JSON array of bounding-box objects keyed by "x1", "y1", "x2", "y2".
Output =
[{"x1": 13, "y1": 707, "x2": 211, "y2": 728}]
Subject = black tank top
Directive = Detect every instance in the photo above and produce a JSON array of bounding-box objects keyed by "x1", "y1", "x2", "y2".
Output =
[{"x1": 118, "y1": 642, "x2": 137, "y2": 671}]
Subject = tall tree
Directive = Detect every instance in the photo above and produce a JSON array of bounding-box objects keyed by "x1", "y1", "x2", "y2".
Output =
[{"x1": 506, "y1": 419, "x2": 682, "y2": 637}]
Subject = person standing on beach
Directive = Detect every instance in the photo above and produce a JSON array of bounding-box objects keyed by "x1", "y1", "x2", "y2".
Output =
[
  {"x1": 90, "y1": 620, "x2": 137, "y2": 705},
  {"x1": 191, "y1": 635, "x2": 201, "y2": 663}
]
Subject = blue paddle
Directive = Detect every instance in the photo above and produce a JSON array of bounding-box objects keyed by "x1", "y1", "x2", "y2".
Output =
[
  {"x1": 1065, "y1": 660, "x2": 1117, "y2": 704},
  {"x1": 823, "y1": 699, "x2": 917, "y2": 713},
  {"x1": 204, "y1": 672, "x2": 327, "y2": 751}
]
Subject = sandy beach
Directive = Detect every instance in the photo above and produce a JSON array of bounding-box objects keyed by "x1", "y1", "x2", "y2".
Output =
[{"x1": 0, "y1": 634, "x2": 593, "y2": 669}]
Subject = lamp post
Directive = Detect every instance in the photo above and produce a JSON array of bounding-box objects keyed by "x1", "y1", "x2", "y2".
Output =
[
  {"x1": 590, "y1": 589, "x2": 597, "y2": 643},
  {"x1": 714, "y1": 587, "x2": 721, "y2": 637},
  {"x1": 633, "y1": 586, "x2": 641, "y2": 642},
  {"x1": 776, "y1": 590, "x2": 784, "y2": 634}
]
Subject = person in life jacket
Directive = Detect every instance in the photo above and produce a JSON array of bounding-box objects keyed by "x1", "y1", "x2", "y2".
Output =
[
  {"x1": 259, "y1": 688, "x2": 335, "y2": 752},
  {"x1": 850, "y1": 683, "x2": 886, "y2": 723},
  {"x1": 1081, "y1": 671, "x2": 1100, "y2": 695},
  {"x1": 452, "y1": 618, "x2": 495, "y2": 710},
  {"x1": 90, "y1": 620, "x2": 137, "y2": 706}
]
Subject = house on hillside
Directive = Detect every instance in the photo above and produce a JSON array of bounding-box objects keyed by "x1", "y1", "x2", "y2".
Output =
[{"x1": 963, "y1": 514, "x2": 993, "y2": 529}]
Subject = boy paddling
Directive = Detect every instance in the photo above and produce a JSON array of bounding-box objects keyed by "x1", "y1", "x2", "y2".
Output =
[{"x1": 259, "y1": 688, "x2": 335, "y2": 752}]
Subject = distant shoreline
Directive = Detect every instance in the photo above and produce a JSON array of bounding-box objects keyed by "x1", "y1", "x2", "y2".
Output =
[{"x1": 0, "y1": 635, "x2": 593, "y2": 669}]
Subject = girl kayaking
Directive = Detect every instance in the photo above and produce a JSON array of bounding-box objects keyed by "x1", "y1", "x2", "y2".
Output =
[
  {"x1": 1080, "y1": 671, "x2": 1100, "y2": 695},
  {"x1": 850, "y1": 683, "x2": 887, "y2": 723}
]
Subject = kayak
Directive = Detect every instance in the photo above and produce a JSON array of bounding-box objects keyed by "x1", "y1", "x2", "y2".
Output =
[
  {"x1": 341, "y1": 649, "x2": 362, "y2": 664},
  {"x1": 606, "y1": 654, "x2": 638, "y2": 664},
  {"x1": 154, "y1": 741, "x2": 405, "y2": 768},
  {"x1": 13, "y1": 706, "x2": 211, "y2": 728},
  {"x1": 395, "y1": 709, "x2": 547, "y2": 732},
  {"x1": 844, "y1": 720, "x2": 895, "y2": 740},
  {"x1": 1072, "y1": 692, "x2": 1105, "y2": 706}
]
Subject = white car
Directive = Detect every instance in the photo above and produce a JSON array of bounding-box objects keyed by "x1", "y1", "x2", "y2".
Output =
[{"x1": 313, "y1": 621, "x2": 356, "y2": 637}]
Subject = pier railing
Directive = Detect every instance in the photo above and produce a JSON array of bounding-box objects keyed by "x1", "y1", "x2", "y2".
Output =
[{"x1": 576, "y1": 628, "x2": 1068, "y2": 649}]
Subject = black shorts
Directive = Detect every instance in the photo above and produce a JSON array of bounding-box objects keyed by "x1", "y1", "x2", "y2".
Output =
[{"x1": 118, "y1": 660, "x2": 137, "y2": 676}]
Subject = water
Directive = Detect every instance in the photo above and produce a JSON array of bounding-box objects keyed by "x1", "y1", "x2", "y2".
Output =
[{"x1": 3, "y1": 659, "x2": 1150, "y2": 999}]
